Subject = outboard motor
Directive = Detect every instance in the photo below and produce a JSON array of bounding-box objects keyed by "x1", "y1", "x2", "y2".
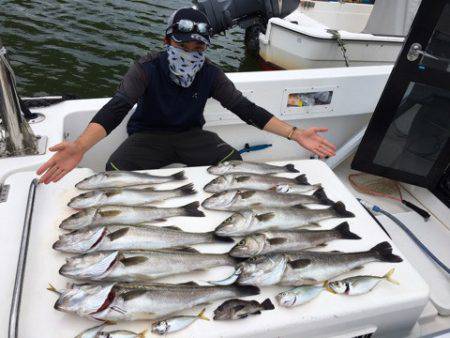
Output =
[{"x1": 195, "y1": 0, "x2": 299, "y2": 53}]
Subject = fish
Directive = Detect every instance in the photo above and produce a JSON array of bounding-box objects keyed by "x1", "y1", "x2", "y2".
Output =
[
  {"x1": 74, "y1": 323, "x2": 111, "y2": 338},
  {"x1": 324, "y1": 268, "x2": 399, "y2": 296},
  {"x1": 53, "y1": 224, "x2": 232, "y2": 254},
  {"x1": 68, "y1": 183, "x2": 196, "y2": 209},
  {"x1": 95, "y1": 329, "x2": 148, "y2": 338},
  {"x1": 213, "y1": 298, "x2": 274, "y2": 320},
  {"x1": 280, "y1": 242, "x2": 403, "y2": 286},
  {"x1": 53, "y1": 282, "x2": 260, "y2": 321},
  {"x1": 201, "y1": 188, "x2": 334, "y2": 211},
  {"x1": 229, "y1": 222, "x2": 361, "y2": 257},
  {"x1": 203, "y1": 173, "x2": 320, "y2": 194},
  {"x1": 59, "y1": 249, "x2": 238, "y2": 282},
  {"x1": 151, "y1": 308, "x2": 209, "y2": 335},
  {"x1": 212, "y1": 242, "x2": 402, "y2": 287},
  {"x1": 207, "y1": 161, "x2": 299, "y2": 175},
  {"x1": 75, "y1": 170, "x2": 186, "y2": 190},
  {"x1": 214, "y1": 201, "x2": 355, "y2": 237},
  {"x1": 59, "y1": 202, "x2": 204, "y2": 230},
  {"x1": 276, "y1": 285, "x2": 324, "y2": 307}
]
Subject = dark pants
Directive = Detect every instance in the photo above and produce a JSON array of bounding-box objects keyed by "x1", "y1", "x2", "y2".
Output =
[{"x1": 106, "y1": 129, "x2": 242, "y2": 171}]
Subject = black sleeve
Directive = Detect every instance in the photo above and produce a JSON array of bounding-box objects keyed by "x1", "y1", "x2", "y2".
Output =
[
  {"x1": 90, "y1": 61, "x2": 149, "y2": 134},
  {"x1": 211, "y1": 68, "x2": 274, "y2": 129}
]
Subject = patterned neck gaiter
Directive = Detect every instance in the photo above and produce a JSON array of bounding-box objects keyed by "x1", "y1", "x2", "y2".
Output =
[{"x1": 166, "y1": 45, "x2": 205, "y2": 88}]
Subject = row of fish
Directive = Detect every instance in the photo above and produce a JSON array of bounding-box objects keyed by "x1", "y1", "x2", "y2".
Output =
[{"x1": 52, "y1": 161, "x2": 403, "y2": 337}]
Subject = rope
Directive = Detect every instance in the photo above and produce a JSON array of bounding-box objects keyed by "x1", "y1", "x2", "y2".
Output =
[
  {"x1": 219, "y1": 149, "x2": 236, "y2": 164},
  {"x1": 327, "y1": 29, "x2": 349, "y2": 67},
  {"x1": 109, "y1": 162, "x2": 120, "y2": 171}
]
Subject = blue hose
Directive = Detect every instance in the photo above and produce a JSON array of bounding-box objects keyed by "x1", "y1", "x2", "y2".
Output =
[{"x1": 359, "y1": 199, "x2": 449, "y2": 275}]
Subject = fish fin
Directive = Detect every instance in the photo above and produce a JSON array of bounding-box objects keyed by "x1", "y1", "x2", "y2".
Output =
[
  {"x1": 162, "y1": 225, "x2": 182, "y2": 231},
  {"x1": 177, "y1": 281, "x2": 200, "y2": 286},
  {"x1": 171, "y1": 170, "x2": 186, "y2": 181},
  {"x1": 240, "y1": 191, "x2": 256, "y2": 199},
  {"x1": 305, "y1": 222, "x2": 321, "y2": 228},
  {"x1": 152, "y1": 218, "x2": 167, "y2": 223},
  {"x1": 250, "y1": 203, "x2": 262, "y2": 208},
  {"x1": 140, "y1": 186, "x2": 156, "y2": 192},
  {"x1": 104, "y1": 190, "x2": 122, "y2": 197},
  {"x1": 255, "y1": 212, "x2": 275, "y2": 221},
  {"x1": 238, "y1": 314, "x2": 249, "y2": 319},
  {"x1": 370, "y1": 241, "x2": 403, "y2": 262},
  {"x1": 122, "y1": 290, "x2": 147, "y2": 301},
  {"x1": 267, "y1": 237, "x2": 287, "y2": 245},
  {"x1": 317, "y1": 243, "x2": 327, "y2": 247},
  {"x1": 98, "y1": 210, "x2": 122, "y2": 217},
  {"x1": 212, "y1": 233, "x2": 234, "y2": 243},
  {"x1": 292, "y1": 204, "x2": 306, "y2": 209},
  {"x1": 284, "y1": 164, "x2": 299, "y2": 173},
  {"x1": 261, "y1": 298, "x2": 275, "y2": 310},
  {"x1": 294, "y1": 174, "x2": 309, "y2": 185},
  {"x1": 137, "y1": 329, "x2": 149, "y2": 338},
  {"x1": 107, "y1": 227, "x2": 129, "y2": 241},
  {"x1": 236, "y1": 176, "x2": 251, "y2": 182},
  {"x1": 177, "y1": 183, "x2": 196, "y2": 196},
  {"x1": 384, "y1": 268, "x2": 399, "y2": 285},
  {"x1": 120, "y1": 256, "x2": 148, "y2": 266},
  {"x1": 167, "y1": 247, "x2": 200, "y2": 253},
  {"x1": 323, "y1": 281, "x2": 336, "y2": 294},
  {"x1": 351, "y1": 266, "x2": 363, "y2": 271},
  {"x1": 331, "y1": 201, "x2": 355, "y2": 218},
  {"x1": 312, "y1": 188, "x2": 334, "y2": 206},
  {"x1": 334, "y1": 222, "x2": 361, "y2": 240},
  {"x1": 198, "y1": 308, "x2": 210, "y2": 321},
  {"x1": 254, "y1": 311, "x2": 262, "y2": 315},
  {"x1": 288, "y1": 259, "x2": 312, "y2": 269},
  {"x1": 182, "y1": 201, "x2": 205, "y2": 217}
]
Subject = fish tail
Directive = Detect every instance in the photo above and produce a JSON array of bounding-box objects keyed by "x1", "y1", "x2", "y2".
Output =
[
  {"x1": 211, "y1": 233, "x2": 234, "y2": 243},
  {"x1": 261, "y1": 298, "x2": 275, "y2": 310},
  {"x1": 294, "y1": 174, "x2": 309, "y2": 185},
  {"x1": 384, "y1": 268, "x2": 399, "y2": 285},
  {"x1": 197, "y1": 308, "x2": 210, "y2": 321},
  {"x1": 334, "y1": 221, "x2": 361, "y2": 240},
  {"x1": 370, "y1": 242, "x2": 403, "y2": 263},
  {"x1": 331, "y1": 201, "x2": 355, "y2": 218},
  {"x1": 171, "y1": 170, "x2": 186, "y2": 181},
  {"x1": 233, "y1": 285, "x2": 261, "y2": 297},
  {"x1": 181, "y1": 201, "x2": 205, "y2": 217},
  {"x1": 284, "y1": 164, "x2": 299, "y2": 173},
  {"x1": 177, "y1": 183, "x2": 196, "y2": 196},
  {"x1": 137, "y1": 328, "x2": 149, "y2": 338},
  {"x1": 313, "y1": 187, "x2": 334, "y2": 206}
]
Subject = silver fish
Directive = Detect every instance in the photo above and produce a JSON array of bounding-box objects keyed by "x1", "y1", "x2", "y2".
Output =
[
  {"x1": 54, "y1": 224, "x2": 232, "y2": 253},
  {"x1": 215, "y1": 242, "x2": 402, "y2": 287},
  {"x1": 213, "y1": 298, "x2": 274, "y2": 320},
  {"x1": 59, "y1": 249, "x2": 237, "y2": 282},
  {"x1": 202, "y1": 188, "x2": 333, "y2": 211},
  {"x1": 203, "y1": 173, "x2": 320, "y2": 194},
  {"x1": 207, "y1": 161, "x2": 299, "y2": 175},
  {"x1": 74, "y1": 323, "x2": 111, "y2": 338},
  {"x1": 59, "y1": 202, "x2": 204, "y2": 230},
  {"x1": 151, "y1": 308, "x2": 209, "y2": 335},
  {"x1": 276, "y1": 285, "x2": 324, "y2": 307},
  {"x1": 68, "y1": 183, "x2": 196, "y2": 209},
  {"x1": 76, "y1": 170, "x2": 186, "y2": 190},
  {"x1": 215, "y1": 202, "x2": 355, "y2": 237},
  {"x1": 53, "y1": 282, "x2": 260, "y2": 321},
  {"x1": 95, "y1": 329, "x2": 148, "y2": 338},
  {"x1": 280, "y1": 242, "x2": 403, "y2": 286},
  {"x1": 325, "y1": 268, "x2": 398, "y2": 296},
  {"x1": 229, "y1": 222, "x2": 361, "y2": 257}
]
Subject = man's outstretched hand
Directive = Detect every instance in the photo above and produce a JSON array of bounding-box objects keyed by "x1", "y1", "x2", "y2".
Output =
[
  {"x1": 294, "y1": 127, "x2": 336, "y2": 158},
  {"x1": 36, "y1": 141, "x2": 84, "y2": 184}
]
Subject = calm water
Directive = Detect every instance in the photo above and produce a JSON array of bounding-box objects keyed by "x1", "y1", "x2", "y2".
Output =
[{"x1": 0, "y1": 0, "x2": 260, "y2": 98}]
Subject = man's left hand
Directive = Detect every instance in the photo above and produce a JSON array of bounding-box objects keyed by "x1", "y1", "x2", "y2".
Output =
[{"x1": 294, "y1": 127, "x2": 336, "y2": 158}]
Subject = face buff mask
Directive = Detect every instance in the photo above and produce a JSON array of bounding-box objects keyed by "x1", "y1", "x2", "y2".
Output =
[{"x1": 166, "y1": 45, "x2": 205, "y2": 88}]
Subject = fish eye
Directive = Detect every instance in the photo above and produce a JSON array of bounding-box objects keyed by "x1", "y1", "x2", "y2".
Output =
[
  {"x1": 238, "y1": 240, "x2": 246, "y2": 246},
  {"x1": 248, "y1": 257, "x2": 257, "y2": 262}
]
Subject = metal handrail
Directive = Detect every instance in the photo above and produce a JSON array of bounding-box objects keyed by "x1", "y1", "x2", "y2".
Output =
[{"x1": 8, "y1": 178, "x2": 39, "y2": 338}]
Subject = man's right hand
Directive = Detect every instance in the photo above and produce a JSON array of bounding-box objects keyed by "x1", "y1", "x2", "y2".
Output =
[{"x1": 36, "y1": 141, "x2": 85, "y2": 184}]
